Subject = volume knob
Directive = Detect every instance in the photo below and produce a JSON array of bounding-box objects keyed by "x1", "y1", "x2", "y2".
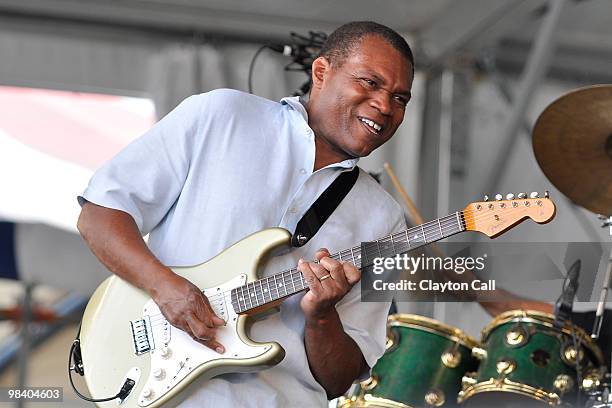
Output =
[
  {"x1": 160, "y1": 346, "x2": 172, "y2": 359},
  {"x1": 142, "y1": 388, "x2": 154, "y2": 399},
  {"x1": 153, "y1": 368, "x2": 165, "y2": 380}
]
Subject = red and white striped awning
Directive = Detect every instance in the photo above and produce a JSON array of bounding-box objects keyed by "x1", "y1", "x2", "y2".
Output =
[{"x1": 0, "y1": 86, "x2": 155, "y2": 232}]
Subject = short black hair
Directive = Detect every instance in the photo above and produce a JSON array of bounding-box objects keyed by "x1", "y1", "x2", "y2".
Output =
[{"x1": 319, "y1": 21, "x2": 415, "y2": 77}]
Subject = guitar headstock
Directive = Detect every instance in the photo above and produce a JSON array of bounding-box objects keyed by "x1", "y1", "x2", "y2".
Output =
[{"x1": 463, "y1": 191, "x2": 556, "y2": 238}]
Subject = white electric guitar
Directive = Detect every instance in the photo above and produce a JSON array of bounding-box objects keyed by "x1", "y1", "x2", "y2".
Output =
[{"x1": 76, "y1": 193, "x2": 555, "y2": 407}]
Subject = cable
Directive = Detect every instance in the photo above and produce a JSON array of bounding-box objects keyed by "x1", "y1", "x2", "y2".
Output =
[
  {"x1": 248, "y1": 45, "x2": 269, "y2": 95},
  {"x1": 68, "y1": 339, "x2": 135, "y2": 403}
]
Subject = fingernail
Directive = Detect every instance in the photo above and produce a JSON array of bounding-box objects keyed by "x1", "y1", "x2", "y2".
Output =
[
  {"x1": 216, "y1": 346, "x2": 225, "y2": 354},
  {"x1": 298, "y1": 258, "x2": 304, "y2": 264}
]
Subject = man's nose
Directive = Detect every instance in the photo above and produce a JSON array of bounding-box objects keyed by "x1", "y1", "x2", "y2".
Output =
[{"x1": 370, "y1": 89, "x2": 392, "y2": 116}]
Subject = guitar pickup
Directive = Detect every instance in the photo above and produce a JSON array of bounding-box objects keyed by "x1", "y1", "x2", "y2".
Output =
[{"x1": 130, "y1": 316, "x2": 155, "y2": 355}]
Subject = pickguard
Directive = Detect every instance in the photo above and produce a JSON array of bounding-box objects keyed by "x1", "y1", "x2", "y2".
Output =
[{"x1": 134, "y1": 274, "x2": 271, "y2": 407}]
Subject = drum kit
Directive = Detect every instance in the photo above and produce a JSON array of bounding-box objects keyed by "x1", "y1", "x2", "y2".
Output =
[{"x1": 338, "y1": 85, "x2": 612, "y2": 408}]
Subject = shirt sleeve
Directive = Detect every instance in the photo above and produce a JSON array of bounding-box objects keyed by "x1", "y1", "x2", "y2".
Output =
[
  {"x1": 335, "y1": 209, "x2": 407, "y2": 379},
  {"x1": 78, "y1": 94, "x2": 204, "y2": 235}
]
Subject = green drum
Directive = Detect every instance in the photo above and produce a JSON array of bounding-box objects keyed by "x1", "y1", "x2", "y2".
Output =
[
  {"x1": 338, "y1": 314, "x2": 480, "y2": 407},
  {"x1": 458, "y1": 310, "x2": 605, "y2": 407}
]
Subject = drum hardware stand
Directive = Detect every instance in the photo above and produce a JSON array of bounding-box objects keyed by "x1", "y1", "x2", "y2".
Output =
[{"x1": 587, "y1": 215, "x2": 612, "y2": 407}]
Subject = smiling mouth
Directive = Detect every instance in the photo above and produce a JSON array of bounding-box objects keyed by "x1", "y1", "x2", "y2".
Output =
[{"x1": 358, "y1": 116, "x2": 383, "y2": 134}]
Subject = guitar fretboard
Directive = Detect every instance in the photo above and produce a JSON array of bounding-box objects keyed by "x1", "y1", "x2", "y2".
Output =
[{"x1": 230, "y1": 211, "x2": 466, "y2": 313}]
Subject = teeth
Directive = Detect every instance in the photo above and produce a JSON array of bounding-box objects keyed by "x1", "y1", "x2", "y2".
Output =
[{"x1": 360, "y1": 117, "x2": 382, "y2": 132}]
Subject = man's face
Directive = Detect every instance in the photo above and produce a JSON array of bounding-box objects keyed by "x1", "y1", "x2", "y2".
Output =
[{"x1": 309, "y1": 35, "x2": 413, "y2": 159}]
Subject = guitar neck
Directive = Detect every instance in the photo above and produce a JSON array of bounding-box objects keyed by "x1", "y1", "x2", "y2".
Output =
[{"x1": 230, "y1": 211, "x2": 466, "y2": 314}]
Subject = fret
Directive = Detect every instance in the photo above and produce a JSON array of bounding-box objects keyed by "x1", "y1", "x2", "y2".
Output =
[
  {"x1": 271, "y1": 274, "x2": 280, "y2": 300},
  {"x1": 244, "y1": 284, "x2": 254, "y2": 309},
  {"x1": 254, "y1": 280, "x2": 262, "y2": 305},
  {"x1": 249, "y1": 282, "x2": 259, "y2": 307},
  {"x1": 278, "y1": 274, "x2": 287, "y2": 298},
  {"x1": 405, "y1": 230, "x2": 411, "y2": 249},
  {"x1": 263, "y1": 277, "x2": 271, "y2": 302},
  {"x1": 233, "y1": 289, "x2": 241, "y2": 314},
  {"x1": 376, "y1": 240, "x2": 382, "y2": 258},
  {"x1": 455, "y1": 211, "x2": 462, "y2": 231},
  {"x1": 252, "y1": 281, "x2": 261, "y2": 307},
  {"x1": 390, "y1": 235, "x2": 396, "y2": 255},
  {"x1": 421, "y1": 224, "x2": 427, "y2": 243},
  {"x1": 259, "y1": 279, "x2": 268, "y2": 303},
  {"x1": 437, "y1": 218, "x2": 443, "y2": 239},
  {"x1": 338, "y1": 251, "x2": 343, "y2": 261},
  {"x1": 350, "y1": 247, "x2": 356, "y2": 265},
  {"x1": 297, "y1": 270, "x2": 306, "y2": 291},
  {"x1": 242, "y1": 285, "x2": 249, "y2": 312},
  {"x1": 288, "y1": 272, "x2": 297, "y2": 295},
  {"x1": 230, "y1": 289, "x2": 237, "y2": 313},
  {"x1": 291, "y1": 270, "x2": 301, "y2": 291},
  {"x1": 284, "y1": 272, "x2": 292, "y2": 295},
  {"x1": 298, "y1": 271, "x2": 307, "y2": 290},
  {"x1": 237, "y1": 286, "x2": 244, "y2": 312}
]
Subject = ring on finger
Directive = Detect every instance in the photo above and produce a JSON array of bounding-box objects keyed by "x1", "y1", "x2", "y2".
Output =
[{"x1": 319, "y1": 274, "x2": 332, "y2": 282}]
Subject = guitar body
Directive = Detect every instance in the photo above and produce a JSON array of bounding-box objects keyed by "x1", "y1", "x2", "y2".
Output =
[{"x1": 79, "y1": 228, "x2": 290, "y2": 408}]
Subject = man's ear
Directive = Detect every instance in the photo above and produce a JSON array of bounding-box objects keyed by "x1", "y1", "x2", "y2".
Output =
[{"x1": 311, "y1": 56, "x2": 331, "y2": 91}]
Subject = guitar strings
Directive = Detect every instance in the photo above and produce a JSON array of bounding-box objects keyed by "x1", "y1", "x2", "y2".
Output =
[{"x1": 145, "y1": 203, "x2": 549, "y2": 326}]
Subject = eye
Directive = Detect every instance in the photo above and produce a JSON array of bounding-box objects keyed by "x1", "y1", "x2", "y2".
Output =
[
  {"x1": 393, "y1": 95, "x2": 409, "y2": 106},
  {"x1": 359, "y1": 77, "x2": 377, "y2": 88}
]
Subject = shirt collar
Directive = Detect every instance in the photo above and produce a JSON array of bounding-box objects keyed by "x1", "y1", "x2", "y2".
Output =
[
  {"x1": 280, "y1": 96, "x2": 359, "y2": 169},
  {"x1": 280, "y1": 96, "x2": 309, "y2": 121}
]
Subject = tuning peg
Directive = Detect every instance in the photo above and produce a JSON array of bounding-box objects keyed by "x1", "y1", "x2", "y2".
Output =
[
  {"x1": 517, "y1": 192, "x2": 527, "y2": 199},
  {"x1": 483, "y1": 195, "x2": 489, "y2": 202},
  {"x1": 529, "y1": 192, "x2": 539, "y2": 198},
  {"x1": 506, "y1": 193, "x2": 515, "y2": 200},
  {"x1": 495, "y1": 194, "x2": 503, "y2": 201},
  {"x1": 544, "y1": 190, "x2": 550, "y2": 198}
]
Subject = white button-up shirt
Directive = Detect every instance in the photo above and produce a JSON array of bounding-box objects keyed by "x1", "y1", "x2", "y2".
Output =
[{"x1": 80, "y1": 89, "x2": 406, "y2": 407}]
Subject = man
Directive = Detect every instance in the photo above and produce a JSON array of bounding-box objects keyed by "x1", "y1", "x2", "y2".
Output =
[{"x1": 77, "y1": 21, "x2": 413, "y2": 407}]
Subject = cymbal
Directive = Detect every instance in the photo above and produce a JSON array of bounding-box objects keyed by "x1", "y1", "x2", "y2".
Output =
[{"x1": 533, "y1": 85, "x2": 612, "y2": 216}]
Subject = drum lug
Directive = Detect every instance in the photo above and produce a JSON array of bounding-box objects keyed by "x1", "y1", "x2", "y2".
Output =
[
  {"x1": 461, "y1": 372, "x2": 478, "y2": 389},
  {"x1": 496, "y1": 359, "x2": 516, "y2": 375},
  {"x1": 561, "y1": 344, "x2": 584, "y2": 365},
  {"x1": 471, "y1": 346, "x2": 488, "y2": 360},
  {"x1": 441, "y1": 349, "x2": 461, "y2": 368},
  {"x1": 553, "y1": 374, "x2": 574, "y2": 394},
  {"x1": 360, "y1": 375, "x2": 378, "y2": 391},
  {"x1": 504, "y1": 326, "x2": 528, "y2": 347},
  {"x1": 581, "y1": 370, "x2": 602, "y2": 392},
  {"x1": 424, "y1": 389, "x2": 445, "y2": 407}
]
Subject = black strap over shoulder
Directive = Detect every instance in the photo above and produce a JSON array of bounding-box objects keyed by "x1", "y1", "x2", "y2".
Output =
[{"x1": 291, "y1": 166, "x2": 360, "y2": 247}]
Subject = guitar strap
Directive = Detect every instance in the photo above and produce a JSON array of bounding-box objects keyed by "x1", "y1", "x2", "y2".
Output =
[{"x1": 291, "y1": 166, "x2": 360, "y2": 247}]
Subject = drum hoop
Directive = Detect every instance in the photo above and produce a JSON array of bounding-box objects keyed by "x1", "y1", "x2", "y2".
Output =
[
  {"x1": 458, "y1": 377, "x2": 561, "y2": 406},
  {"x1": 361, "y1": 394, "x2": 413, "y2": 408},
  {"x1": 480, "y1": 310, "x2": 604, "y2": 364},
  {"x1": 388, "y1": 314, "x2": 480, "y2": 349}
]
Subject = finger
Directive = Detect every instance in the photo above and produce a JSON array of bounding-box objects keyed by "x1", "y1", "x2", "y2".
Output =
[
  {"x1": 185, "y1": 314, "x2": 226, "y2": 354},
  {"x1": 309, "y1": 261, "x2": 332, "y2": 281},
  {"x1": 318, "y1": 257, "x2": 349, "y2": 292},
  {"x1": 189, "y1": 334, "x2": 226, "y2": 354},
  {"x1": 319, "y1": 256, "x2": 344, "y2": 280},
  {"x1": 343, "y1": 262, "x2": 361, "y2": 286},
  {"x1": 298, "y1": 258, "x2": 323, "y2": 296},
  {"x1": 192, "y1": 295, "x2": 226, "y2": 328},
  {"x1": 314, "y1": 248, "x2": 331, "y2": 261},
  {"x1": 202, "y1": 297, "x2": 226, "y2": 327},
  {"x1": 185, "y1": 312, "x2": 216, "y2": 342}
]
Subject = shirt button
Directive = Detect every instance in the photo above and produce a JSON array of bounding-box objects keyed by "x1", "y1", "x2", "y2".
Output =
[{"x1": 299, "y1": 168, "x2": 307, "y2": 175}]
